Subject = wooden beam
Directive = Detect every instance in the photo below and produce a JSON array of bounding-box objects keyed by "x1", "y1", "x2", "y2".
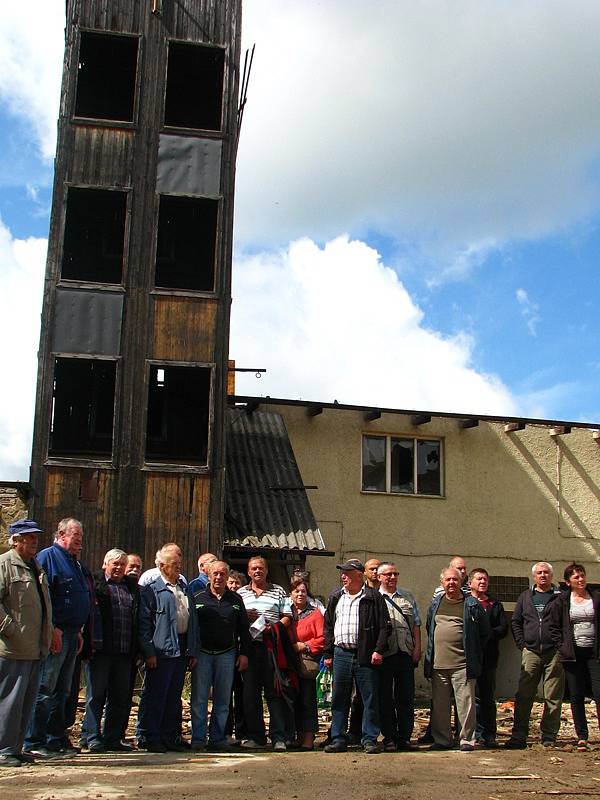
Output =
[
  {"x1": 550, "y1": 426, "x2": 572, "y2": 436},
  {"x1": 364, "y1": 409, "x2": 381, "y2": 422},
  {"x1": 504, "y1": 422, "x2": 526, "y2": 433},
  {"x1": 307, "y1": 405, "x2": 323, "y2": 417},
  {"x1": 411, "y1": 414, "x2": 431, "y2": 426},
  {"x1": 460, "y1": 418, "x2": 479, "y2": 429}
]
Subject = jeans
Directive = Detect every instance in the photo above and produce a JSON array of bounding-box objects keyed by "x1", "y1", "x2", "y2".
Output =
[
  {"x1": 243, "y1": 641, "x2": 288, "y2": 745},
  {"x1": 431, "y1": 667, "x2": 476, "y2": 747},
  {"x1": 191, "y1": 648, "x2": 236, "y2": 745},
  {"x1": 511, "y1": 648, "x2": 564, "y2": 743},
  {"x1": 331, "y1": 646, "x2": 380, "y2": 746},
  {"x1": 295, "y1": 676, "x2": 319, "y2": 735},
  {"x1": 563, "y1": 647, "x2": 600, "y2": 740},
  {"x1": 475, "y1": 666, "x2": 497, "y2": 742},
  {"x1": 379, "y1": 651, "x2": 415, "y2": 743},
  {"x1": 83, "y1": 653, "x2": 134, "y2": 746},
  {"x1": 0, "y1": 658, "x2": 41, "y2": 755},
  {"x1": 137, "y1": 653, "x2": 187, "y2": 746},
  {"x1": 25, "y1": 628, "x2": 79, "y2": 751}
]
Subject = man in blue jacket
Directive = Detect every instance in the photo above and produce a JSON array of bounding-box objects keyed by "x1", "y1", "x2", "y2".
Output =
[
  {"x1": 24, "y1": 518, "x2": 92, "y2": 758},
  {"x1": 425, "y1": 567, "x2": 490, "y2": 751}
]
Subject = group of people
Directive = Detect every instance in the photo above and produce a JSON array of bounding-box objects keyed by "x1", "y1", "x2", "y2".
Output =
[{"x1": 1, "y1": 518, "x2": 599, "y2": 768}]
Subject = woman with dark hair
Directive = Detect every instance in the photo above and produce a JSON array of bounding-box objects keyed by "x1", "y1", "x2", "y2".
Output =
[
  {"x1": 289, "y1": 575, "x2": 325, "y2": 750},
  {"x1": 550, "y1": 562, "x2": 600, "y2": 750}
]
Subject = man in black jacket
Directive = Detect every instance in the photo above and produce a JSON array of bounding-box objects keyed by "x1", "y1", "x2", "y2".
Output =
[
  {"x1": 505, "y1": 562, "x2": 564, "y2": 748},
  {"x1": 323, "y1": 559, "x2": 389, "y2": 754}
]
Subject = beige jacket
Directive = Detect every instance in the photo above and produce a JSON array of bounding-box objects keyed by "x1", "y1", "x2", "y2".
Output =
[{"x1": 0, "y1": 549, "x2": 53, "y2": 660}]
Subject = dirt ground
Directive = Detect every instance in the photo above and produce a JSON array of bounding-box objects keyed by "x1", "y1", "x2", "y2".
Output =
[{"x1": 3, "y1": 702, "x2": 599, "y2": 800}]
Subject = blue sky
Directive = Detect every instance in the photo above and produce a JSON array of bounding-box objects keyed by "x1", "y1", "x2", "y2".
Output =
[{"x1": 1, "y1": 0, "x2": 600, "y2": 479}]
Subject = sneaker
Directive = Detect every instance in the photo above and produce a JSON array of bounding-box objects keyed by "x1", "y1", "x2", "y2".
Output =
[
  {"x1": 17, "y1": 752, "x2": 36, "y2": 763},
  {"x1": 89, "y1": 743, "x2": 106, "y2": 753},
  {"x1": 418, "y1": 732, "x2": 434, "y2": 744},
  {"x1": 428, "y1": 743, "x2": 452, "y2": 751},
  {"x1": 324, "y1": 740, "x2": 348, "y2": 753},
  {"x1": 241, "y1": 740, "x2": 264, "y2": 750},
  {"x1": 576, "y1": 740, "x2": 590, "y2": 752},
  {"x1": 273, "y1": 741, "x2": 286, "y2": 752},
  {"x1": 24, "y1": 747, "x2": 63, "y2": 760},
  {"x1": 504, "y1": 739, "x2": 527, "y2": 750},
  {"x1": 541, "y1": 739, "x2": 556, "y2": 748},
  {"x1": 363, "y1": 742, "x2": 381, "y2": 754},
  {"x1": 104, "y1": 741, "x2": 133, "y2": 752},
  {"x1": 383, "y1": 739, "x2": 397, "y2": 752},
  {"x1": 459, "y1": 743, "x2": 474, "y2": 752},
  {"x1": 0, "y1": 754, "x2": 22, "y2": 768},
  {"x1": 396, "y1": 740, "x2": 415, "y2": 751}
]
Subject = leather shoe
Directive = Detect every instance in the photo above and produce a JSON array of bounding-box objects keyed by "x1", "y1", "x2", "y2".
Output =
[{"x1": 324, "y1": 740, "x2": 347, "y2": 753}]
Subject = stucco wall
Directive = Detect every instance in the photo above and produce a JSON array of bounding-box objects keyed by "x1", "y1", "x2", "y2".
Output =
[{"x1": 271, "y1": 403, "x2": 600, "y2": 698}]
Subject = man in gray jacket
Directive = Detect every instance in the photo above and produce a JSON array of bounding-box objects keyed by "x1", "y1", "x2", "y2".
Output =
[{"x1": 0, "y1": 520, "x2": 53, "y2": 767}]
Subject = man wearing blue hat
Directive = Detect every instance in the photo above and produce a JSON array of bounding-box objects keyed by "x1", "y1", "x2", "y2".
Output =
[{"x1": 0, "y1": 519, "x2": 53, "y2": 767}]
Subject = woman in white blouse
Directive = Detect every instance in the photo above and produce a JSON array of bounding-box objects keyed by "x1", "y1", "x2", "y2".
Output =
[{"x1": 550, "y1": 562, "x2": 600, "y2": 750}]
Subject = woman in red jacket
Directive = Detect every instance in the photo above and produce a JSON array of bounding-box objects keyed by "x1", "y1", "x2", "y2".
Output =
[{"x1": 289, "y1": 575, "x2": 325, "y2": 750}]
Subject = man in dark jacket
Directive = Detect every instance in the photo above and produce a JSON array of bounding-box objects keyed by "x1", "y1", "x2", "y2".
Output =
[
  {"x1": 469, "y1": 568, "x2": 508, "y2": 747},
  {"x1": 505, "y1": 561, "x2": 564, "y2": 749},
  {"x1": 425, "y1": 567, "x2": 490, "y2": 751},
  {"x1": 83, "y1": 549, "x2": 139, "y2": 752},
  {"x1": 24, "y1": 518, "x2": 92, "y2": 758},
  {"x1": 323, "y1": 559, "x2": 389, "y2": 754}
]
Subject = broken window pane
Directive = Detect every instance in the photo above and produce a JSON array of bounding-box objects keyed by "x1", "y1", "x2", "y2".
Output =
[
  {"x1": 391, "y1": 438, "x2": 414, "y2": 494},
  {"x1": 50, "y1": 358, "x2": 116, "y2": 457},
  {"x1": 75, "y1": 32, "x2": 138, "y2": 122},
  {"x1": 61, "y1": 188, "x2": 126, "y2": 284},
  {"x1": 146, "y1": 364, "x2": 211, "y2": 464},
  {"x1": 362, "y1": 435, "x2": 386, "y2": 492},
  {"x1": 155, "y1": 195, "x2": 217, "y2": 291},
  {"x1": 164, "y1": 41, "x2": 224, "y2": 130},
  {"x1": 416, "y1": 439, "x2": 441, "y2": 495}
]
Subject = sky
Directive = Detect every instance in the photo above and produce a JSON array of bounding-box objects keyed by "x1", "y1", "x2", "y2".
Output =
[{"x1": 1, "y1": 0, "x2": 600, "y2": 479}]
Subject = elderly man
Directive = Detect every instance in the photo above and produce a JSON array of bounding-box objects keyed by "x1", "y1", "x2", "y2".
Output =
[
  {"x1": 125, "y1": 554, "x2": 143, "y2": 581},
  {"x1": 425, "y1": 567, "x2": 489, "y2": 751},
  {"x1": 364, "y1": 559, "x2": 381, "y2": 590},
  {"x1": 188, "y1": 552, "x2": 218, "y2": 595},
  {"x1": 137, "y1": 543, "x2": 197, "y2": 752},
  {"x1": 0, "y1": 520, "x2": 53, "y2": 767},
  {"x1": 83, "y1": 549, "x2": 140, "y2": 752},
  {"x1": 323, "y1": 559, "x2": 389, "y2": 754},
  {"x1": 505, "y1": 562, "x2": 564, "y2": 749},
  {"x1": 25, "y1": 518, "x2": 92, "y2": 759},
  {"x1": 238, "y1": 556, "x2": 292, "y2": 751},
  {"x1": 469, "y1": 568, "x2": 508, "y2": 747},
  {"x1": 377, "y1": 562, "x2": 421, "y2": 751},
  {"x1": 190, "y1": 561, "x2": 250, "y2": 751},
  {"x1": 138, "y1": 544, "x2": 187, "y2": 587}
]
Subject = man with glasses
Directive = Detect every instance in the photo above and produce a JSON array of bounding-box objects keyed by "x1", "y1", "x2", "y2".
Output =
[{"x1": 377, "y1": 562, "x2": 421, "y2": 751}]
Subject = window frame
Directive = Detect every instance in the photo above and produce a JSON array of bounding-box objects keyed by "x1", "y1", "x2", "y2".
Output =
[
  {"x1": 142, "y1": 359, "x2": 214, "y2": 473},
  {"x1": 361, "y1": 433, "x2": 444, "y2": 498}
]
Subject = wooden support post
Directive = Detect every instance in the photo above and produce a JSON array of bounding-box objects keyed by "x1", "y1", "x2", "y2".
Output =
[
  {"x1": 364, "y1": 409, "x2": 381, "y2": 422},
  {"x1": 307, "y1": 405, "x2": 323, "y2": 417},
  {"x1": 504, "y1": 422, "x2": 526, "y2": 433},
  {"x1": 411, "y1": 414, "x2": 431, "y2": 426},
  {"x1": 460, "y1": 418, "x2": 479, "y2": 429}
]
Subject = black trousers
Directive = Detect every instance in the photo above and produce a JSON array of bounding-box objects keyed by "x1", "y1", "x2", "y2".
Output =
[{"x1": 563, "y1": 647, "x2": 600, "y2": 740}]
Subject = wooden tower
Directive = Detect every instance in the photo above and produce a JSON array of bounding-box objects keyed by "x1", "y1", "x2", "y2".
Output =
[{"x1": 30, "y1": 0, "x2": 242, "y2": 576}]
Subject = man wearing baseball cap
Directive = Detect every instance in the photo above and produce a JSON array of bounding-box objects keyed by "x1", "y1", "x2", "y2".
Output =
[
  {"x1": 0, "y1": 520, "x2": 53, "y2": 767},
  {"x1": 323, "y1": 559, "x2": 390, "y2": 754}
]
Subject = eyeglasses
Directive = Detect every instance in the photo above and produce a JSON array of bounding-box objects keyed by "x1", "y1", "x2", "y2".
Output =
[{"x1": 380, "y1": 572, "x2": 399, "y2": 577}]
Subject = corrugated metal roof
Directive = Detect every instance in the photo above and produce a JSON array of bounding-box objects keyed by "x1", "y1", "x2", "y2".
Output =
[{"x1": 224, "y1": 408, "x2": 327, "y2": 552}]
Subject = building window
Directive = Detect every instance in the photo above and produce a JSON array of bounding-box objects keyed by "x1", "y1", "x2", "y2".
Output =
[
  {"x1": 75, "y1": 32, "x2": 138, "y2": 122},
  {"x1": 50, "y1": 358, "x2": 116, "y2": 457},
  {"x1": 164, "y1": 42, "x2": 224, "y2": 131},
  {"x1": 362, "y1": 434, "x2": 442, "y2": 496},
  {"x1": 155, "y1": 195, "x2": 218, "y2": 291},
  {"x1": 487, "y1": 575, "x2": 529, "y2": 603},
  {"x1": 61, "y1": 188, "x2": 127, "y2": 284},
  {"x1": 146, "y1": 364, "x2": 211, "y2": 464}
]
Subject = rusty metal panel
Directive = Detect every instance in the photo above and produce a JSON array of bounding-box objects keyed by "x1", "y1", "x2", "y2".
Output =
[
  {"x1": 53, "y1": 288, "x2": 123, "y2": 355},
  {"x1": 156, "y1": 135, "x2": 222, "y2": 196},
  {"x1": 144, "y1": 473, "x2": 210, "y2": 577},
  {"x1": 152, "y1": 296, "x2": 216, "y2": 361}
]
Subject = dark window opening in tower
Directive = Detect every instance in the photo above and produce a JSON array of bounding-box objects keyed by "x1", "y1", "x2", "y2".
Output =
[
  {"x1": 74, "y1": 31, "x2": 138, "y2": 122},
  {"x1": 146, "y1": 364, "x2": 211, "y2": 464},
  {"x1": 164, "y1": 41, "x2": 224, "y2": 130},
  {"x1": 155, "y1": 195, "x2": 218, "y2": 291},
  {"x1": 49, "y1": 358, "x2": 117, "y2": 457},
  {"x1": 61, "y1": 187, "x2": 127, "y2": 284}
]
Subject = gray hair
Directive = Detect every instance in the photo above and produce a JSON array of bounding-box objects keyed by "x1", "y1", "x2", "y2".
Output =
[
  {"x1": 440, "y1": 566, "x2": 461, "y2": 582},
  {"x1": 57, "y1": 518, "x2": 83, "y2": 536},
  {"x1": 532, "y1": 561, "x2": 553, "y2": 577},
  {"x1": 209, "y1": 560, "x2": 229, "y2": 575},
  {"x1": 103, "y1": 548, "x2": 127, "y2": 566},
  {"x1": 377, "y1": 561, "x2": 396, "y2": 574}
]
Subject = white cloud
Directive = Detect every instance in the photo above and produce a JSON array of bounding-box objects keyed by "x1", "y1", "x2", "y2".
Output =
[
  {"x1": 232, "y1": 235, "x2": 518, "y2": 415},
  {"x1": 0, "y1": 4, "x2": 64, "y2": 161},
  {"x1": 0, "y1": 220, "x2": 46, "y2": 479},
  {"x1": 516, "y1": 287, "x2": 541, "y2": 336},
  {"x1": 236, "y1": 0, "x2": 600, "y2": 276}
]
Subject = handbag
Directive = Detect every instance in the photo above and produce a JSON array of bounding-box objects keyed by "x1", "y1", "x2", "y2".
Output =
[{"x1": 299, "y1": 651, "x2": 320, "y2": 679}]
